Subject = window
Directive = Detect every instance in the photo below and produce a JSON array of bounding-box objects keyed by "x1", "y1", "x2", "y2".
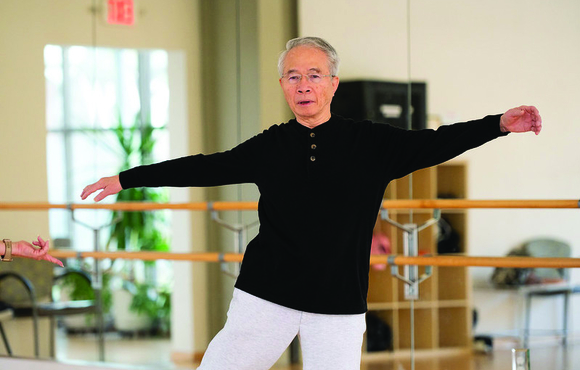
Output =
[{"x1": 44, "y1": 45, "x2": 170, "y2": 252}]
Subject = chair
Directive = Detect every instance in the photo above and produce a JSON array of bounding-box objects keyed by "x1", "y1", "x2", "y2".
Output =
[
  {"x1": 0, "y1": 305, "x2": 13, "y2": 355},
  {"x1": 44, "y1": 269, "x2": 99, "y2": 357},
  {"x1": 521, "y1": 238, "x2": 580, "y2": 347},
  {"x1": 0, "y1": 268, "x2": 99, "y2": 358},
  {"x1": 0, "y1": 272, "x2": 40, "y2": 357}
]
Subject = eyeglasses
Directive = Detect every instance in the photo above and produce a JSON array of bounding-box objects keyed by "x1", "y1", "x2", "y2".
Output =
[{"x1": 281, "y1": 73, "x2": 334, "y2": 85}]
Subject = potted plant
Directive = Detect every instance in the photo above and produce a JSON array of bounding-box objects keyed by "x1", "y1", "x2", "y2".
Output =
[
  {"x1": 57, "y1": 114, "x2": 171, "y2": 336},
  {"x1": 112, "y1": 281, "x2": 171, "y2": 336},
  {"x1": 106, "y1": 114, "x2": 171, "y2": 336},
  {"x1": 56, "y1": 265, "x2": 113, "y2": 332}
]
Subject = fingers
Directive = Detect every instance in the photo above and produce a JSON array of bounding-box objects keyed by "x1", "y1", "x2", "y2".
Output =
[
  {"x1": 527, "y1": 105, "x2": 540, "y2": 117},
  {"x1": 33, "y1": 236, "x2": 48, "y2": 249},
  {"x1": 80, "y1": 179, "x2": 105, "y2": 200},
  {"x1": 37, "y1": 239, "x2": 64, "y2": 267},
  {"x1": 94, "y1": 188, "x2": 114, "y2": 202},
  {"x1": 45, "y1": 254, "x2": 64, "y2": 267},
  {"x1": 532, "y1": 121, "x2": 542, "y2": 135},
  {"x1": 532, "y1": 106, "x2": 542, "y2": 135},
  {"x1": 32, "y1": 239, "x2": 49, "y2": 257},
  {"x1": 524, "y1": 105, "x2": 542, "y2": 135},
  {"x1": 33, "y1": 238, "x2": 64, "y2": 267},
  {"x1": 507, "y1": 106, "x2": 526, "y2": 118},
  {"x1": 81, "y1": 175, "x2": 121, "y2": 202}
]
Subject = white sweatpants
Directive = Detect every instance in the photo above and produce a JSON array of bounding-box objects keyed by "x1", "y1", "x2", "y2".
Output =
[{"x1": 197, "y1": 288, "x2": 366, "y2": 370}]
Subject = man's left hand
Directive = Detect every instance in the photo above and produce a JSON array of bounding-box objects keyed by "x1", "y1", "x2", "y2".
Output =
[{"x1": 500, "y1": 105, "x2": 542, "y2": 135}]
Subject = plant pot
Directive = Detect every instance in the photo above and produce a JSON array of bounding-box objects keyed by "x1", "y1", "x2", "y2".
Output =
[{"x1": 112, "y1": 289, "x2": 152, "y2": 333}]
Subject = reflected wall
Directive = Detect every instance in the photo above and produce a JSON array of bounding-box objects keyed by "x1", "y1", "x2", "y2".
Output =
[{"x1": 300, "y1": 0, "x2": 580, "y2": 337}]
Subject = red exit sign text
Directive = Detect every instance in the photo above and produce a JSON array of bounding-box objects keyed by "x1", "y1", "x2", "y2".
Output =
[{"x1": 107, "y1": 0, "x2": 134, "y2": 26}]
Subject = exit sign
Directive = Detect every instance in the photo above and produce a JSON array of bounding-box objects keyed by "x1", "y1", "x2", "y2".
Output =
[{"x1": 107, "y1": 0, "x2": 135, "y2": 26}]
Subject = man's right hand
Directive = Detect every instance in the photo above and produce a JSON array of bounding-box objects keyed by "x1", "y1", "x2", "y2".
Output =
[{"x1": 80, "y1": 175, "x2": 122, "y2": 202}]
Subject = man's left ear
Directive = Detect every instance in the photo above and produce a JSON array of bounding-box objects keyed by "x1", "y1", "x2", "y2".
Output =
[{"x1": 332, "y1": 76, "x2": 339, "y2": 93}]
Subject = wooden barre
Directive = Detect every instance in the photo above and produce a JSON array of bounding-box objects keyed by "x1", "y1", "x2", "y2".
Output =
[
  {"x1": 1, "y1": 199, "x2": 579, "y2": 211},
  {"x1": 48, "y1": 250, "x2": 580, "y2": 268},
  {"x1": 382, "y1": 199, "x2": 580, "y2": 209},
  {"x1": 0, "y1": 201, "x2": 257, "y2": 211},
  {"x1": 49, "y1": 251, "x2": 245, "y2": 263},
  {"x1": 386, "y1": 255, "x2": 580, "y2": 268}
]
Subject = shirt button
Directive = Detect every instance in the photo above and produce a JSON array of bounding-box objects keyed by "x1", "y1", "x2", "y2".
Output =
[
  {"x1": 310, "y1": 156, "x2": 316, "y2": 162},
  {"x1": 311, "y1": 144, "x2": 317, "y2": 150},
  {"x1": 310, "y1": 133, "x2": 315, "y2": 138}
]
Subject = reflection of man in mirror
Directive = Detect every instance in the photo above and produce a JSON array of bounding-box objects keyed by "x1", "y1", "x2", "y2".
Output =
[
  {"x1": 81, "y1": 37, "x2": 541, "y2": 369},
  {"x1": 1, "y1": 236, "x2": 63, "y2": 266}
]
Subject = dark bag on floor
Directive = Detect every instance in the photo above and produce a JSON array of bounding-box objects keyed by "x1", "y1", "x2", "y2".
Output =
[
  {"x1": 437, "y1": 217, "x2": 460, "y2": 254},
  {"x1": 366, "y1": 312, "x2": 393, "y2": 352},
  {"x1": 491, "y1": 245, "x2": 532, "y2": 287}
]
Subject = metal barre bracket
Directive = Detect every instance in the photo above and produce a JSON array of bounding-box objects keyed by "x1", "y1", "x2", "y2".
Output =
[
  {"x1": 388, "y1": 255, "x2": 433, "y2": 286},
  {"x1": 381, "y1": 209, "x2": 440, "y2": 300},
  {"x1": 209, "y1": 202, "x2": 259, "y2": 278}
]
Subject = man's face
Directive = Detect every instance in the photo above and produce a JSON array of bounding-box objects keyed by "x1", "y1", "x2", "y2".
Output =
[{"x1": 279, "y1": 46, "x2": 339, "y2": 127}]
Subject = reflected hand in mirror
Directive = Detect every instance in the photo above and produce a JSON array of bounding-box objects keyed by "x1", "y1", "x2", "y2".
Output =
[{"x1": 1, "y1": 236, "x2": 64, "y2": 267}]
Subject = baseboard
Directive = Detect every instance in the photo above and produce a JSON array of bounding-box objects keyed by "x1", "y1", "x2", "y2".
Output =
[{"x1": 491, "y1": 333, "x2": 579, "y2": 349}]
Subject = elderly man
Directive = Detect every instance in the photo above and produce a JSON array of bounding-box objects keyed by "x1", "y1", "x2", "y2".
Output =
[{"x1": 81, "y1": 37, "x2": 541, "y2": 369}]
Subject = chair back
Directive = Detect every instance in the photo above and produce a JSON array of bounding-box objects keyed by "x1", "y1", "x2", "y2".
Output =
[
  {"x1": 525, "y1": 238, "x2": 571, "y2": 281},
  {"x1": 0, "y1": 259, "x2": 52, "y2": 304}
]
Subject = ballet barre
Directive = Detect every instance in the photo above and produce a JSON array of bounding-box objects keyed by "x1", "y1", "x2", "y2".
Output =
[
  {"x1": 39, "y1": 250, "x2": 580, "y2": 269},
  {"x1": 2, "y1": 198, "x2": 578, "y2": 359},
  {"x1": 1, "y1": 199, "x2": 579, "y2": 270},
  {"x1": 0, "y1": 199, "x2": 579, "y2": 211}
]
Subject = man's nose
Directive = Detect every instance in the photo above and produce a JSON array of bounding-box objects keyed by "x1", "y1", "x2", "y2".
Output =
[
  {"x1": 297, "y1": 80, "x2": 312, "y2": 93},
  {"x1": 296, "y1": 75, "x2": 313, "y2": 93}
]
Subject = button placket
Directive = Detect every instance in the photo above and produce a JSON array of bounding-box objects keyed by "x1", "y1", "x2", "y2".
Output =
[{"x1": 309, "y1": 132, "x2": 317, "y2": 162}]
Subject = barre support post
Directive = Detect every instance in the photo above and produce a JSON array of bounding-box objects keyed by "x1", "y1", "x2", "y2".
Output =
[{"x1": 69, "y1": 208, "x2": 119, "y2": 362}]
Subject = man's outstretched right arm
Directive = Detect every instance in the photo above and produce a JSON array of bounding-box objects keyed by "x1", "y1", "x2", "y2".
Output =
[{"x1": 81, "y1": 132, "x2": 267, "y2": 202}]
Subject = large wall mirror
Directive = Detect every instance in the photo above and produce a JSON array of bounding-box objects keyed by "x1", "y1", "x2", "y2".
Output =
[{"x1": 302, "y1": 0, "x2": 580, "y2": 368}]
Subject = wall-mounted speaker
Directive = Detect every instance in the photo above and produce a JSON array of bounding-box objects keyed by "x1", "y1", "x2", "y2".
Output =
[{"x1": 331, "y1": 80, "x2": 427, "y2": 130}]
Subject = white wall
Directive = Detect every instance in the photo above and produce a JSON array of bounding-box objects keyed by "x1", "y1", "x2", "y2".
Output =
[{"x1": 300, "y1": 0, "x2": 580, "y2": 336}]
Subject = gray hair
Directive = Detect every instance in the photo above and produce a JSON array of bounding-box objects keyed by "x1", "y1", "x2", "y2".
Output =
[{"x1": 277, "y1": 36, "x2": 340, "y2": 77}]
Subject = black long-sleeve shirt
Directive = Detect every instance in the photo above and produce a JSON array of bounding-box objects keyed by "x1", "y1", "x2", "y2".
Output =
[{"x1": 120, "y1": 113, "x2": 507, "y2": 314}]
